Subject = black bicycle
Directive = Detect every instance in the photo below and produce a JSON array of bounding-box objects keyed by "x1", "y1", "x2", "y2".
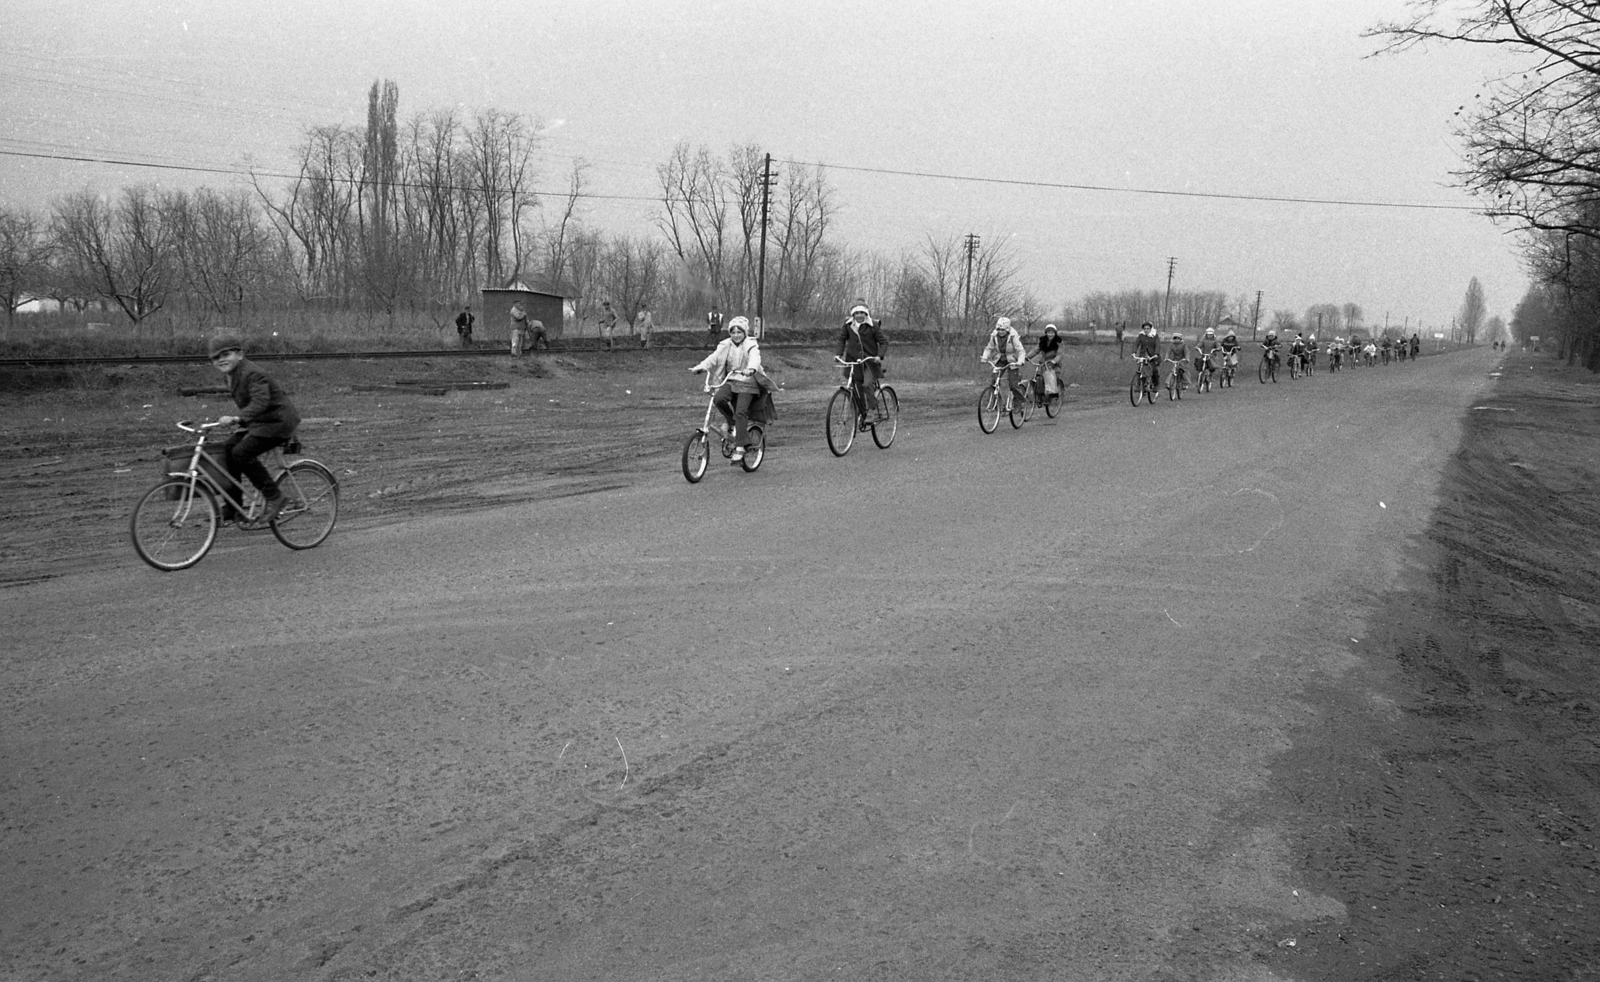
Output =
[
  {"x1": 132, "y1": 420, "x2": 339, "y2": 571},
  {"x1": 827, "y1": 356, "x2": 898, "y2": 455}
]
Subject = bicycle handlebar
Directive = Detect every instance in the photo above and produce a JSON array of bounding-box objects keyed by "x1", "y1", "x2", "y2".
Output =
[
  {"x1": 176, "y1": 420, "x2": 227, "y2": 433},
  {"x1": 835, "y1": 355, "x2": 882, "y2": 366}
]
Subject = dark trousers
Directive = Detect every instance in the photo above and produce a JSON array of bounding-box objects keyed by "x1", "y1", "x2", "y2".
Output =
[
  {"x1": 225, "y1": 429, "x2": 288, "y2": 502},
  {"x1": 714, "y1": 390, "x2": 757, "y2": 449},
  {"x1": 850, "y1": 361, "x2": 881, "y2": 411}
]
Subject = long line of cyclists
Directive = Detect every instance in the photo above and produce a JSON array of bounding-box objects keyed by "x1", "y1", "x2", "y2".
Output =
[
  {"x1": 1124, "y1": 320, "x2": 1424, "y2": 405},
  {"x1": 683, "y1": 305, "x2": 1430, "y2": 481}
]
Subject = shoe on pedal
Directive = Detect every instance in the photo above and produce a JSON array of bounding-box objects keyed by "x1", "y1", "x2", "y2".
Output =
[
  {"x1": 261, "y1": 495, "x2": 288, "y2": 524},
  {"x1": 730, "y1": 448, "x2": 745, "y2": 463}
]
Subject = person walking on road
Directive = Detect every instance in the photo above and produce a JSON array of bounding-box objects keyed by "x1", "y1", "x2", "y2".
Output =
[
  {"x1": 454, "y1": 305, "x2": 475, "y2": 348},
  {"x1": 1116, "y1": 322, "x2": 1126, "y2": 359}
]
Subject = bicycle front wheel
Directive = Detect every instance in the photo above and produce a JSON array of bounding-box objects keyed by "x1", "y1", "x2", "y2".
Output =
[
  {"x1": 741, "y1": 424, "x2": 765, "y2": 471},
  {"x1": 825, "y1": 388, "x2": 856, "y2": 456},
  {"x1": 1258, "y1": 358, "x2": 1268, "y2": 384},
  {"x1": 131, "y1": 479, "x2": 220, "y2": 571},
  {"x1": 1129, "y1": 374, "x2": 1142, "y2": 407},
  {"x1": 979, "y1": 386, "x2": 1001, "y2": 432},
  {"x1": 682, "y1": 431, "x2": 709, "y2": 483},
  {"x1": 871, "y1": 386, "x2": 898, "y2": 448},
  {"x1": 1044, "y1": 384, "x2": 1061, "y2": 418},
  {"x1": 270, "y1": 461, "x2": 340, "y2": 550}
]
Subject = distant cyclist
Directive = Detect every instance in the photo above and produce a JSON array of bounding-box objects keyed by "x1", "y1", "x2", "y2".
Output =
[
  {"x1": 1031, "y1": 323, "x2": 1065, "y2": 400},
  {"x1": 980, "y1": 316, "x2": 1028, "y2": 411},
  {"x1": 1219, "y1": 326, "x2": 1241, "y2": 375},
  {"x1": 1133, "y1": 322, "x2": 1162, "y2": 393},
  {"x1": 1166, "y1": 332, "x2": 1190, "y2": 390},
  {"x1": 836, "y1": 302, "x2": 887, "y2": 420},
  {"x1": 1261, "y1": 330, "x2": 1281, "y2": 370},
  {"x1": 1195, "y1": 326, "x2": 1219, "y2": 380},
  {"x1": 1289, "y1": 332, "x2": 1307, "y2": 374}
]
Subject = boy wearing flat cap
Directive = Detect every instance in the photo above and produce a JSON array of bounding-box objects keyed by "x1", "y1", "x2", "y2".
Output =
[{"x1": 208, "y1": 338, "x2": 301, "y2": 525}]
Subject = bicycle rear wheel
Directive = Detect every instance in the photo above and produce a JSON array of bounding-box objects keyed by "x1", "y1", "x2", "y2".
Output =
[
  {"x1": 1008, "y1": 387, "x2": 1028, "y2": 428},
  {"x1": 871, "y1": 386, "x2": 898, "y2": 448},
  {"x1": 740, "y1": 424, "x2": 765, "y2": 471},
  {"x1": 979, "y1": 386, "x2": 1001, "y2": 432},
  {"x1": 1019, "y1": 384, "x2": 1037, "y2": 423},
  {"x1": 131, "y1": 479, "x2": 219, "y2": 571},
  {"x1": 682, "y1": 431, "x2": 709, "y2": 483},
  {"x1": 825, "y1": 388, "x2": 856, "y2": 456},
  {"x1": 270, "y1": 461, "x2": 339, "y2": 549}
]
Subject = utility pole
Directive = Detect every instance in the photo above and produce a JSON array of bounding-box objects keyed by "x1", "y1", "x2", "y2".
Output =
[
  {"x1": 962, "y1": 233, "x2": 981, "y2": 332},
  {"x1": 1251, "y1": 290, "x2": 1262, "y2": 341},
  {"x1": 1163, "y1": 257, "x2": 1177, "y2": 332},
  {"x1": 755, "y1": 153, "x2": 775, "y2": 336}
]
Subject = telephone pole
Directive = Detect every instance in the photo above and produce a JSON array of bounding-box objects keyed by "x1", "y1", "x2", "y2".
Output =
[
  {"x1": 962, "y1": 233, "x2": 981, "y2": 332},
  {"x1": 1163, "y1": 257, "x2": 1177, "y2": 332},
  {"x1": 755, "y1": 153, "x2": 776, "y2": 335},
  {"x1": 1251, "y1": 290, "x2": 1262, "y2": 341}
]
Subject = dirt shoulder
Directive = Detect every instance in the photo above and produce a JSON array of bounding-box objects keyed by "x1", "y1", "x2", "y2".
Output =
[
  {"x1": 0, "y1": 348, "x2": 990, "y2": 585},
  {"x1": 1248, "y1": 353, "x2": 1600, "y2": 979}
]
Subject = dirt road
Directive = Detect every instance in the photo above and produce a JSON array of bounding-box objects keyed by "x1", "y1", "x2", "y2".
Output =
[{"x1": 5, "y1": 347, "x2": 1595, "y2": 980}]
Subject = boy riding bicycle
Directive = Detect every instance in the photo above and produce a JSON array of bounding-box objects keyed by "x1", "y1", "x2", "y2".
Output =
[{"x1": 209, "y1": 337, "x2": 300, "y2": 526}]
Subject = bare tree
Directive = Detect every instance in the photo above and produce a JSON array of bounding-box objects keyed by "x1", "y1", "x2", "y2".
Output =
[
  {"x1": 1304, "y1": 303, "x2": 1343, "y2": 337},
  {"x1": 598, "y1": 235, "x2": 665, "y2": 328},
  {"x1": 655, "y1": 142, "x2": 734, "y2": 308},
  {"x1": 541, "y1": 157, "x2": 589, "y2": 290},
  {"x1": 465, "y1": 109, "x2": 540, "y2": 286},
  {"x1": 1270, "y1": 309, "x2": 1300, "y2": 335},
  {"x1": 0, "y1": 206, "x2": 53, "y2": 334},
  {"x1": 1341, "y1": 302, "x2": 1365, "y2": 332},
  {"x1": 770, "y1": 162, "x2": 835, "y2": 324},
  {"x1": 168, "y1": 188, "x2": 271, "y2": 322},
  {"x1": 1458, "y1": 276, "x2": 1488, "y2": 343},
  {"x1": 52, "y1": 187, "x2": 177, "y2": 324}
]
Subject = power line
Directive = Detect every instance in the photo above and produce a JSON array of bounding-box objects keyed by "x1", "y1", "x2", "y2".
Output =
[
  {"x1": 780, "y1": 157, "x2": 1483, "y2": 213},
  {"x1": 0, "y1": 148, "x2": 663, "y2": 203}
]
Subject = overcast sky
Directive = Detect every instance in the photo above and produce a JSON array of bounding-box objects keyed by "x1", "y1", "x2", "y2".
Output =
[{"x1": 3, "y1": 0, "x2": 1529, "y2": 331}]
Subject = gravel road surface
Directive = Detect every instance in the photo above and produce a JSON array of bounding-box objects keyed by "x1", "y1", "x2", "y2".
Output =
[{"x1": 7, "y1": 348, "x2": 1564, "y2": 981}]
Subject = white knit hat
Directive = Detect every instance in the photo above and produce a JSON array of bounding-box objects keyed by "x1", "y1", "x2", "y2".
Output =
[{"x1": 726, "y1": 316, "x2": 750, "y2": 333}]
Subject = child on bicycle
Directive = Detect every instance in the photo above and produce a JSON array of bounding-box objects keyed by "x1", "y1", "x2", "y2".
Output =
[
  {"x1": 1194, "y1": 327, "x2": 1219, "y2": 380},
  {"x1": 1031, "y1": 324, "x2": 1064, "y2": 399},
  {"x1": 1261, "y1": 331, "x2": 1281, "y2": 368},
  {"x1": 1133, "y1": 322, "x2": 1161, "y2": 392},
  {"x1": 981, "y1": 316, "x2": 1028, "y2": 410},
  {"x1": 1166, "y1": 332, "x2": 1189, "y2": 389},
  {"x1": 690, "y1": 316, "x2": 769, "y2": 463},
  {"x1": 835, "y1": 302, "x2": 887, "y2": 417},
  {"x1": 210, "y1": 337, "x2": 300, "y2": 525},
  {"x1": 1220, "y1": 326, "x2": 1241, "y2": 373}
]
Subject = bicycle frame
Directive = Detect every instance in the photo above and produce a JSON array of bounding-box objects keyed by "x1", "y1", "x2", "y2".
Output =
[
  {"x1": 169, "y1": 421, "x2": 288, "y2": 519},
  {"x1": 835, "y1": 356, "x2": 882, "y2": 416},
  {"x1": 1133, "y1": 354, "x2": 1159, "y2": 386}
]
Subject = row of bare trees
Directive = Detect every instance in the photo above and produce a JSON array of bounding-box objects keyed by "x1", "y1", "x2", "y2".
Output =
[
  {"x1": 2, "y1": 77, "x2": 1288, "y2": 344},
  {"x1": 1370, "y1": 1, "x2": 1600, "y2": 368}
]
